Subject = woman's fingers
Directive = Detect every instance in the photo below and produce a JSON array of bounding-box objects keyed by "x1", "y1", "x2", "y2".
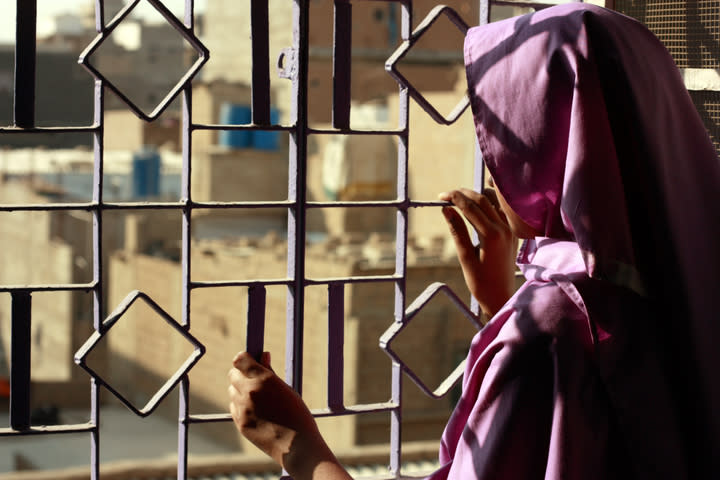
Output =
[
  {"x1": 439, "y1": 190, "x2": 498, "y2": 240},
  {"x1": 439, "y1": 188, "x2": 517, "y2": 318},
  {"x1": 441, "y1": 206, "x2": 478, "y2": 267},
  {"x1": 457, "y1": 188, "x2": 507, "y2": 231}
]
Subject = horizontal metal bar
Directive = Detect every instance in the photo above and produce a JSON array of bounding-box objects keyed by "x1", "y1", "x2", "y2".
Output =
[
  {"x1": 310, "y1": 45, "x2": 463, "y2": 64},
  {"x1": 192, "y1": 275, "x2": 400, "y2": 290},
  {"x1": 305, "y1": 275, "x2": 400, "y2": 285},
  {"x1": 0, "y1": 201, "x2": 300, "y2": 212},
  {"x1": 492, "y1": 0, "x2": 557, "y2": 8},
  {"x1": 0, "y1": 282, "x2": 96, "y2": 293},
  {"x1": 308, "y1": 127, "x2": 405, "y2": 136},
  {"x1": 0, "y1": 423, "x2": 96, "y2": 436},
  {"x1": 0, "y1": 203, "x2": 96, "y2": 212},
  {"x1": 306, "y1": 200, "x2": 450, "y2": 208},
  {"x1": 191, "y1": 200, "x2": 294, "y2": 209},
  {"x1": 0, "y1": 126, "x2": 99, "y2": 134},
  {"x1": 96, "y1": 202, "x2": 187, "y2": 210},
  {"x1": 307, "y1": 200, "x2": 404, "y2": 208},
  {"x1": 186, "y1": 402, "x2": 398, "y2": 424},
  {"x1": 190, "y1": 279, "x2": 292, "y2": 289},
  {"x1": 312, "y1": 402, "x2": 398, "y2": 417},
  {"x1": 192, "y1": 123, "x2": 294, "y2": 132}
]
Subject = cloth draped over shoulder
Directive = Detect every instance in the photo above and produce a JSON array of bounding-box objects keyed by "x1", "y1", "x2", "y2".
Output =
[{"x1": 431, "y1": 4, "x2": 720, "y2": 479}]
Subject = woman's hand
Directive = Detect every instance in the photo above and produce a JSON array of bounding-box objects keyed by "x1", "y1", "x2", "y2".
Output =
[
  {"x1": 438, "y1": 188, "x2": 518, "y2": 318},
  {"x1": 228, "y1": 352, "x2": 351, "y2": 480}
]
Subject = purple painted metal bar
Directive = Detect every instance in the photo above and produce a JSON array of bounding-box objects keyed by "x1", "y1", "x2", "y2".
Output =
[
  {"x1": 178, "y1": 3, "x2": 195, "y2": 479},
  {"x1": 187, "y1": 401, "x2": 398, "y2": 424},
  {"x1": 479, "y1": 0, "x2": 490, "y2": 26},
  {"x1": 332, "y1": 0, "x2": 352, "y2": 129},
  {"x1": 14, "y1": 0, "x2": 36, "y2": 128},
  {"x1": 327, "y1": 283, "x2": 344, "y2": 410},
  {"x1": 0, "y1": 423, "x2": 94, "y2": 436},
  {"x1": 389, "y1": 1, "x2": 412, "y2": 474},
  {"x1": 90, "y1": 63, "x2": 104, "y2": 480},
  {"x1": 10, "y1": 291, "x2": 31, "y2": 431},
  {"x1": 251, "y1": 0, "x2": 271, "y2": 125},
  {"x1": 247, "y1": 285, "x2": 267, "y2": 361},
  {"x1": 0, "y1": 283, "x2": 96, "y2": 293},
  {"x1": 192, "y1": 279, "x2": 291, "y2": 289},
  {"x1": 285, "y1": 0, "x2": 310, "y2": 395},
  {"x1": 473, "y1": 0, "x2": 486, "y2": 318},
  {"x1": 193, "y1": 123, "x2": 291, "y2": 131},
  {"x1": 178, "y1": 377, "x2": 190, "y2": 480},
  {"x1": 493, "y1": 0, "x2": 564, "y2": 8},
  {"x1": 309, "y1": 127, "x2": 401, "y2": 135},
  {"x1": 0, "y1": 126, "x2": 99, "y2": 133}
]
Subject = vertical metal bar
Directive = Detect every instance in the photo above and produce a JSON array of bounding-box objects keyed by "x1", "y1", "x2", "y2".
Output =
[
  {"x1": 91, "y1": 79, "x2": 104, "y2": 334},
  {"x1": 472, "y1": 0, "x2": 490, "y2": 317},
  {"x1": 332, "y1": 0, "x2": 352, "y2": 129},
  {"x1": 251, "y1": 0, "x2": 271, "y2": 125},
  {"x1": 479, "y1": 0, "x2": 490, "y2": 26},
  {"x1": 390, "y1": 361, "x2": 403, "y2": 474},
  {"x1": 10, "y1": 292, "x2": 31, "y2": 431},
  {"x1": 180, "y1": 0, "x2": 194, "y2": 333},
  {"x1": 90, "y1": 51, "x2": 105, "y2": 479},
  {"x1": 178, "y1": 3, "x2": 195, "y2": 479},
  {"x1": 285, "y1": 0, "x2": 310, "y2": 395},
  {"x1": 327, "y1": 283, "x2": 344, "y2": 410},
  {"x1": 177, "y1": 377, "x2": 190, "y2": 480},
  {"x1": 389, "y1": 2, "x2": 411, "y2": 475},
  {"x1": 14, "y1": 0, "x2": 36, "y2": 128},
  {"x1": 247, "y1": 285, "x2": 267, "y2": 361}
]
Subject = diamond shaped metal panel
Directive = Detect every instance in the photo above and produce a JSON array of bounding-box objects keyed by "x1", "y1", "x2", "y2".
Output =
[
  {"x1": 379, "y1": 282, "x2": 483, "y2": 399},
  {"x1": 78, "y1": 0, "x2": 209, "y2": 121},
  {"x1": 74, "y1": 290, "x2": 205, "y2": 417},
  {"x1": 385, "y1": 5, "x2": 470, "y2": 125}
]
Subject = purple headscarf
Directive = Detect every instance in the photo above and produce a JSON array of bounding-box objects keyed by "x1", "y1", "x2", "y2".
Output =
[{"x1": 431, "y1": 4, "x2": 720, "y2": 479}]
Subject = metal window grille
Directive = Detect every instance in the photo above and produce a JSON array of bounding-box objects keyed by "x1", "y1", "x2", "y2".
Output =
[
  {"x1": 0, "y1": 1, "x2": 579, "y2": 479},
  {"x1": 614, "y1": 0, "x2": 720, "y2": 157}
]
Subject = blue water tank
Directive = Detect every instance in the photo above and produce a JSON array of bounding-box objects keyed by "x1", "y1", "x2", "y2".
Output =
[
  {"x1": 218, "y1": 103, "x2": 252, "y2": 148},
  {"x1": 132, "y1": 148, "x2": 161, "y2": 198},
  {"x1": 252, "y1": 108, "x2": 281, "y2": 150}
]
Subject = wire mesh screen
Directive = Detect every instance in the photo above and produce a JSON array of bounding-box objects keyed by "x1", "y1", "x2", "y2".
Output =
[
  {"x1": 615, "y1": 0, "x2": 720, "y2": 156},
  {"x1": 615, "y1": 0, "x2": 720, "y2": 69},
  {"x1": 689, "y1": 90, "x2": 720, "y2": 153}
]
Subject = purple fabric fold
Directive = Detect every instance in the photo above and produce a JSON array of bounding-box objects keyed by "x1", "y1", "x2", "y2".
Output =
[{"x1": 430, "y1": 3, "x2": 720, "y2": 479}]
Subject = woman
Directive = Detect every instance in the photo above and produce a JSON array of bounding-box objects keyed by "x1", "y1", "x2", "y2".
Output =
[{"x1": 228, "y1": 4, "x2": 720, "y2": 479}]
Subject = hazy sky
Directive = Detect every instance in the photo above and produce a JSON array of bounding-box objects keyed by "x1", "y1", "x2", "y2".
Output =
[{"x1": 0, "y1": 0, "x2": 205, "y2": 44}]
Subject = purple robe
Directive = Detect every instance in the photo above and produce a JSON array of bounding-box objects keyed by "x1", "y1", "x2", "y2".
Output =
[{"x1": 431, "y1": 4, "x2": 720, "y2": 479}]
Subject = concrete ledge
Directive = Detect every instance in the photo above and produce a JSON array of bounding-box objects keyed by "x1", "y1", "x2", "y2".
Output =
[
  {"x1": 0, "y1": 441, "x2": 440, "y2": 480},
  {"x1": 681, "y1": 68, "x2": 720, "y2": 91}
]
